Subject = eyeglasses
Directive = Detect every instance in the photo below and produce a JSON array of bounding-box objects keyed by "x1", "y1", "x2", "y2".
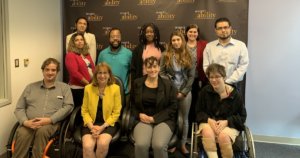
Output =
[
  {"x1": 208, "y1": 76, "x2": 223, "y2": 80},
  {"x1": 216, "y1": 26, "x2": 230, "y2": 31}
]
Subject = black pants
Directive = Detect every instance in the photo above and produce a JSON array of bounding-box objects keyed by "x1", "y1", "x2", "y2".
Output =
[{"x1": 71, "y1": 88, "x2": 84, "y2": 107}]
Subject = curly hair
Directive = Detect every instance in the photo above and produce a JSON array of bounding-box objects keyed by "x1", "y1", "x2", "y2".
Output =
[
  {"x1": 138, "y1": 23, "x2": 161, "y2": 49},
  {"x1": 67, "y1": 33, "x2": 89, "y2": 56},
  {"x1": 164, "y1": 31, "x2": 192, "y2": 69}
]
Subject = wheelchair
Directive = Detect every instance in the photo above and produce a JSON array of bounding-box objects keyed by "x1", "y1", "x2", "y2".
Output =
[
  {"x1": 58, "y1": 76, "x2": 127, "y2": 158},
  {"x1": 6, "y1": 118, "x2": 69, "y2": 158},
  {"x1": 190, "y1": 122, "x2": 255, "y2": 158},
  {"x1": 121, "y1": 100, "x2": 183, "y2": 157}
]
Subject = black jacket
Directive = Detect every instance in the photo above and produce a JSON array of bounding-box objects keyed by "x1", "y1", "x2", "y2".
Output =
[
  {"x1": 195, "y1": 85, "x2": 247, "y2": 131},
  {"x1": 132, "y1": 76, "x2": 178, "y2": 131}
]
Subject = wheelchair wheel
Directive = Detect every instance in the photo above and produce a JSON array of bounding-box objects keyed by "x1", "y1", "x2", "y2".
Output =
[
  {"x1": 58, "y1": 119, "x2": 72, "y2": 158},
  {"x1": 244, "y1": 126, "x2": 255, "y2": 158},
  {"x1": 190, "y1": 122, "x2": 199, "y2": 158},
  {"x1": 6, "y1": 122, "x2": 19, "y2": 158}
]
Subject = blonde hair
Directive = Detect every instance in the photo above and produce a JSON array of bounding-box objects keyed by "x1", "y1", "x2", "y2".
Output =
[
  {"x1": 92, "y1": 62, "x2": 115, "y2": 86},
  {"x1": 164, "y1": 31, "x2": 192, "y2": 69}
]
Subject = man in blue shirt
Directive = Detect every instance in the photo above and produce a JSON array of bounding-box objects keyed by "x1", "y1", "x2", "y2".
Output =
[{"x1": 98, "y1": 28, "x2": 132, "y2": 105}]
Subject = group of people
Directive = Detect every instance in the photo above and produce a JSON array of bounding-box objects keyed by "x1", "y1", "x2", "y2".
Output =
[{"x1": 12, "y1": 16, "x2": 248, "y2": 158}]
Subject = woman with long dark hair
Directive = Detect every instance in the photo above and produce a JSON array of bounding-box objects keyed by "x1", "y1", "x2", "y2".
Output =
[{"x1": 131, "y1": 23, "x2": 165, "y2": 87}]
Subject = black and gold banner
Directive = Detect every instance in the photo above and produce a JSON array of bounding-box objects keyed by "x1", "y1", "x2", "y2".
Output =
[{"x1": 63, "y1": 0, "x2": 249, "y2": 52}]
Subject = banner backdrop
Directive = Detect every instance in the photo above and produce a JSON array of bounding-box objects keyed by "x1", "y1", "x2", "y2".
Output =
[
  {"x1": 64, "y1": 0, "x2": 248, "y2": 52},
  {"x1": 63, "y1": 0, "x2": 249, "y2": 95}
]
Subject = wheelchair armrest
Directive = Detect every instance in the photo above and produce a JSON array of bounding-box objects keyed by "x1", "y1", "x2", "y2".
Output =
[
  {"x1": 69, "y1": 106, "x2": 81, "y2": 131},
  {"x1": 120, "y1": 100, "x2": 130, "y2": 134},
  {"x1": 122, "y1": 102, "x2": 136, "y2": 135},
  {"x1": 177, "y1": 110, "x2": 184, "y2": 138}
]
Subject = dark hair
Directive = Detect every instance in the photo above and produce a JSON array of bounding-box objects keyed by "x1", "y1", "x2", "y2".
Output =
[
  {"x1": 214, "y1": 17, "x2": 231, "y2": 28},
  {"x1": 108, "y1": 27, "x2": 122, "y2": 38},
  {"x1": 41, "y1": 58, "x2": 60, "y2": 72},
  {"x1": 74, "y1": 17, "x2": 90, "y2": 32},
  {"x1": 92, "y1": 62, "x2": 115, "y2": 86},
  {"x1": 144, "y1": 56, "x2": 160, "y2": 66},
  {"x1": 205, "y1": 63, "x2": 226, "y2": 78},
  {"x1": 139, "y1": 23, "x2": 161, "y2": 49},
  {"x1": 185, "y1": 24, "x2": 200, "y2": 41}
]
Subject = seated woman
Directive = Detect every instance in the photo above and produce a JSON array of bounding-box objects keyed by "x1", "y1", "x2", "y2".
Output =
[
  {"x1": 81, "y1": 62, "x2": 122, "y2": 158},
  {"x1": 132, "y1": 56, "x2": 178, "y2": 158},
  {"x1": 195, "y1": 63, "x2": 247, "y2": 158}
]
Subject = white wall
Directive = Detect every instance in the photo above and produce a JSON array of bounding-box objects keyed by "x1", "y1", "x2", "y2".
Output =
[
  {"x1": 0, "y1": 0, "x2": 62, "y2": 154},
  {"x1": 247, "y1": 0, "x2": 300, "y2": 143},
  {"x1": 1, "y1": 0, "x2": 300, "y2": 155}
]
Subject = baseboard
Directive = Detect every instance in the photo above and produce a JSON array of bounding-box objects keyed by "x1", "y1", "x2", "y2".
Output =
[
  {"x1": 254, "y1": 134, "x2": 300, "y2": 146},
  {"x1": 0, "y1": 152, "x2": 5, "y2": 158}
]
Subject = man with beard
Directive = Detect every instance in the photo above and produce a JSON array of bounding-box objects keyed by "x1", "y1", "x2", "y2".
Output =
[
  {"x1": 13, "y1": 58, "x2": 74, "y2": 158},
  {"x1": 97, "y1": 28, "x2": 132, "y2": 102},
  {"x1": 203, "y1": 17, "x2": 249, "y2": 85}
]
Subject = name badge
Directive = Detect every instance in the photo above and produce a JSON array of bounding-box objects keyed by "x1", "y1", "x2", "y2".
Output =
[{"x1": 57, "y1": 96, "x2": 64, "y2": 99}]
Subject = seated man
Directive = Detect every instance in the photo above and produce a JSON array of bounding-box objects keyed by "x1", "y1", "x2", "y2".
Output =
[{"x1": 13, "y1": 58, "x2": 74, "y2": 158}]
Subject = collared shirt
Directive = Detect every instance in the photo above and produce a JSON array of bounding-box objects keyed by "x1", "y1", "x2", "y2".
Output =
[
  {"x1": 97, "y1": 45, "x2": 132, "y2": 94},
  {"x1": 203, "y1": 38, "x2": 249, "y2": 84},
  {"x1": 14, "y1": 80, "x2": 74, "y2": 125}
]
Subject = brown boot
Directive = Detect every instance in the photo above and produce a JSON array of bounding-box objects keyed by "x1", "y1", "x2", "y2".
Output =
[
  {"x1": 202, "y1": 137, "x2": 218, "y2": 158},
  {"x1": 219, "y1": 143, "x2": 233, "y2": 158}
]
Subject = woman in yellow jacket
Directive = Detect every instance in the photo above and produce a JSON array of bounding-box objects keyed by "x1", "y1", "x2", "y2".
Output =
[{"x1": 81, "y1": 62, "x2": 122, "y2": 158}]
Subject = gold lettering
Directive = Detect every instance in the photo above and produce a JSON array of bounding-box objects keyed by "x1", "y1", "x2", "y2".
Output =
[
  {"x1": 231, "y1": 29, "x2": 237, "y2": 36},
  {"x1": 175, "y1": 26, "x2": 186, "y2": 34},
  {"x1": 176, "y1": 0, "x2": 194, "y2": 4},
  {"x1": 195, "y1": 10, "x2": 216, "y2": 19},
  {"x1": 105, "y1": 0, "x2": 120, "y2": 6},
  {"x1": 88, "y1": 15, "x2": 103, "y2": 21},
  {"x1": 156, "y1": 12, "x2": 175, "y2": 20},
  {"x1": 103, "y1": 27, "x2": 112, "y2": 36},
  {"x1": 138, "y1": 0, "x2": 156, "y2": 5},
  {"x1": 122, "y1": 41, "x2": 137, "y2": 50},
  {"x1": 71, "y1": 1, "x2": 86, "y2": 7},
  {"x1": 121, "y1": 12, "x2": 138, "y2": 21}
]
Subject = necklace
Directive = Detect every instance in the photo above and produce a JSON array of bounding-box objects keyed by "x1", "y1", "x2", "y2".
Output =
[{"x1": 98, "y1": 86, "x2": 105, "y2": 98}]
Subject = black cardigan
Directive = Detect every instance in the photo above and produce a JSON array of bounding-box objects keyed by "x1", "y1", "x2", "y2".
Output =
[
  {"x1": 132, "y1": 76, "x2": 178, "y2": 131},
  {"x1": 195, "y1": 85, "x2": 247, "y2": 131}
]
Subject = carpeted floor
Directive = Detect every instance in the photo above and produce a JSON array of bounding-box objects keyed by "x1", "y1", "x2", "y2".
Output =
[
  {"x1": 107, "y1": 141, "x2": 300, "y2": 158},
  {"x1": 255, "y1": 142, "x2": 300, "y2": 158}
]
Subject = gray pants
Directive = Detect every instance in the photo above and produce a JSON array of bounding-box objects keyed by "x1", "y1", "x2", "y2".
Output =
[
  {"x1": 179, "y1": 92, "x2": 191, "y2": 145},
  {"x1": 134, "y1": 122, "x2": 173, "y2": 158},
  {"x1": 12, "y1": 123, "x2": 59, "y2": 158}
]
